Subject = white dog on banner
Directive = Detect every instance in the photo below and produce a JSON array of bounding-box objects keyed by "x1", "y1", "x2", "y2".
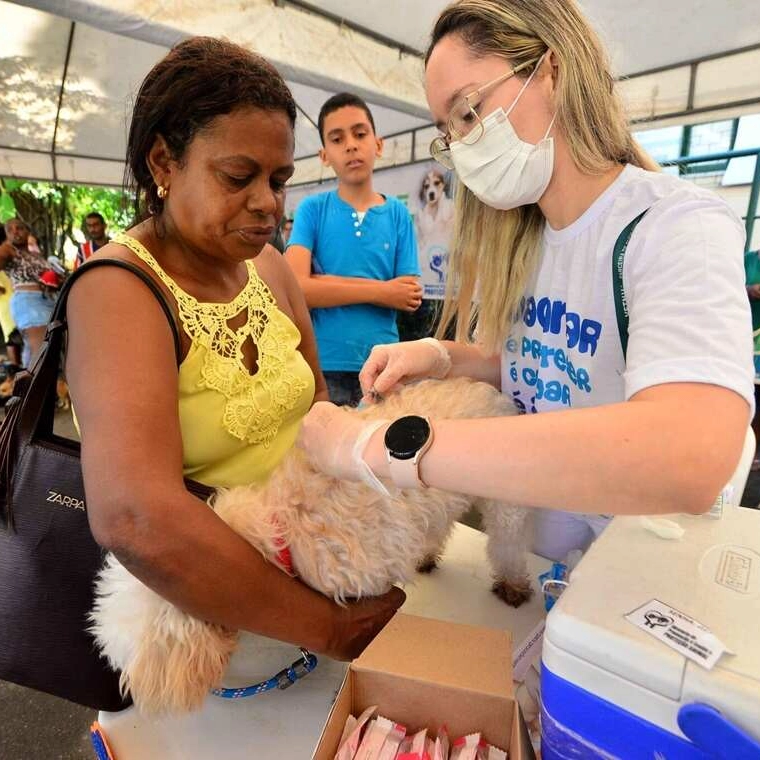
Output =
[{"x1": 416, "y1": 168, "x2": 454, "y2": 251}]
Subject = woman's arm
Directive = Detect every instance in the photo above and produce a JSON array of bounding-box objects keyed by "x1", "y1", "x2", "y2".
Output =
[
  {"x1": 66, "y1": 266, "x2": 402, "y2": 659},
  {"x1": 442, "y1": 340, "x2": 502, "y2": 387},
  {"x1": 361, "y1": 382, "x2": 748, "y2": 515}
]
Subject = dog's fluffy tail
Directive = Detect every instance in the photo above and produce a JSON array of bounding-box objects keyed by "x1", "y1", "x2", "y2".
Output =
[
  {"x1": 90, "y1": 554, "x2": 237, "y2": 713},
  {"x1": 124, "y1": 611, "x2": 237, "y2": 714}
]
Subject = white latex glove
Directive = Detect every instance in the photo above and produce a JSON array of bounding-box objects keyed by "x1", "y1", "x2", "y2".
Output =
[
  {"x1": 359, "y1": 338, "x2": 452, "y2": 401},
  {"x1": 298, "y1": 402, "x2": 390, "y2": 495}
]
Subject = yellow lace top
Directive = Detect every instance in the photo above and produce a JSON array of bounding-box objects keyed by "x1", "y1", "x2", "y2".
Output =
[{"x1": 114, "y1": 233, "x2": 314, "y2": 488}]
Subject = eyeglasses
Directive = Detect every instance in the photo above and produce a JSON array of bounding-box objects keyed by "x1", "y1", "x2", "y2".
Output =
[{"x1": 430, "y1": 57, "x2": 539, "y2": 170}]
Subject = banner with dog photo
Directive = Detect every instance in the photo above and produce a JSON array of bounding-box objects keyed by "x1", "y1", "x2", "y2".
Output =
[{"x1": 411, "y1": 162, "x2": 455, "y2": 300}]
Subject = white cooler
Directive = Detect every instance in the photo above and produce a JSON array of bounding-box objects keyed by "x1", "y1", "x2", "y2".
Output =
[{"x1": 541, "y1": 506, "x2": 760, "y2": 759}]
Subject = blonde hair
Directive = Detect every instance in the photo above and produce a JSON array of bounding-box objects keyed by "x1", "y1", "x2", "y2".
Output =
[{"x1": 426, "y1": 0, "x2": 659, "y2": 353}]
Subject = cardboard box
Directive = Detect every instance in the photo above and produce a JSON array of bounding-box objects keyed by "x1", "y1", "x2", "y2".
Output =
[{"x1": 313, "y1": 613, "x2": 535, "y2": 759}]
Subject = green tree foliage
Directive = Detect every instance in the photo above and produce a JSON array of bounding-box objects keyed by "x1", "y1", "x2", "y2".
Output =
[{"x1": 0, "y1": 178, "x2": 132, "y2": 259}]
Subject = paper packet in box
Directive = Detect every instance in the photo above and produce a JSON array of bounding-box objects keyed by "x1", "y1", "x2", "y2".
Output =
[
  {"x1": 377, "y1": 721, "x2": 406, "y2": 760},
  {"x1": 477, "y1": 740, "x2": 507, "y2": 760},
  {"x1": 434, "y1": 726, "x2": 450, "y2": 760},
  {"x1": 451, "y1": 733, "x2": 481, "y2": 760},
  {"x1": 356, "y1": 716, "x2": 403, "y2": 760},
  {"x1": 338, "y1": 714, "x2": 358, "y2": 750},
  {"x1": 334, "y1": 705, "x2": 377, "y2": 760},
  {"x1": 396, "y1": 728, "x2": 428, "y2": 759}
]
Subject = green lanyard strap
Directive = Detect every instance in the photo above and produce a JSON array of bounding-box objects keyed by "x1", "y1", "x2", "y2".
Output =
[{"x1": 612, "y1": 209, "x2": 649, "y2": 360}]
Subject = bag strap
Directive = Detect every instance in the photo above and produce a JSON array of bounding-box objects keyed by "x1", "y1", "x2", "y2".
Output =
[
  {"x1": 612, "y1": 209, "x2": 649, "y2": 360},
  {"x1": 19, "y1": 258, "x2": 182, "y2": 446},
  {"x1": 50, "y1": 258, "x2": 182, "y2": 364}
]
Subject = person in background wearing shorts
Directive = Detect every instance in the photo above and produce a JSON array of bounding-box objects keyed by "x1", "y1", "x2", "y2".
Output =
[{"x1": 0, "y1": 218, "x2": 54, "y2": 368}]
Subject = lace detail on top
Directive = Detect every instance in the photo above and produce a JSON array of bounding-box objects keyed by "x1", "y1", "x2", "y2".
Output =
[{"x1": 113, "y1": 232, "x2": 309, "y2": 446}]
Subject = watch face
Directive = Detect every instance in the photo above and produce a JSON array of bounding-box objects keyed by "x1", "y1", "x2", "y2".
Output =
[{"x1": 384, "y1": 415, "x2": 430, "y2": 460}]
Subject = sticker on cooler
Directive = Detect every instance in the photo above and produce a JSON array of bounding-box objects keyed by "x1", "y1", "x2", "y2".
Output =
[{"x1": 625, "y1": 598, "x2": 733, "y2": 670}]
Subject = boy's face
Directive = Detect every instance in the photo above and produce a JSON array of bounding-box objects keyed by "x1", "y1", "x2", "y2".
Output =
[{"x1": 320, "y1": 105, "x2": 383, "y2": 184}]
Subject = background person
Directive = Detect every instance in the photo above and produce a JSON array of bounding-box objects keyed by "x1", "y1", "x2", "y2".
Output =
[
  {"x1": 0, "y1": 225, "x2": 18, "y2": 367},
  {"x1": 285, "y1": 92, "x2": 422, "y2": 406},
  {"x1": 74, "y1": 211, "x2": 110, "y2": 269},
  {"x1": 298, "y1": 0, "x2": 753, "y2": 561},
  {"x1": 0, "y1": 217, "x2": 55, "y2": 368}
]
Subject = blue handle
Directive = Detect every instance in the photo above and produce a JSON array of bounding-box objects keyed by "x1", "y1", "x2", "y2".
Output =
[{"x1": 678, "y1": 703, "x2": 760, "y2": 759}]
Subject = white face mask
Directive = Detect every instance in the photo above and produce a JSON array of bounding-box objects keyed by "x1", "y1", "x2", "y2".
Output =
[{"x1": 450, "y1": 57, "x2": 555, "y2": 211}]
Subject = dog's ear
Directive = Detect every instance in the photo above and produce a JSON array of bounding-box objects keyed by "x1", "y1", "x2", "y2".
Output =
[{"x1": 419, "y1": 174, "x2": 428, "y2": 204}]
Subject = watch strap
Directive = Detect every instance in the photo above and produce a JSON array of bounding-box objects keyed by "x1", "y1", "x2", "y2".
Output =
[{"x1": 388, "y1": 455, "x2": 426, "y2": 489}]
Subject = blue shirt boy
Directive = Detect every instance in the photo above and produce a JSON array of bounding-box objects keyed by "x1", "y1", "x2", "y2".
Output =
[{"x1": 289, "y1": 190, "x2": 419, "y2": 372}]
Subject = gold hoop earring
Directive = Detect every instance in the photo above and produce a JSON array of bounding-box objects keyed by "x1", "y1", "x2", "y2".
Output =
[{"x1": 157, "y1": 185, "x2": 168, "y2": 200}]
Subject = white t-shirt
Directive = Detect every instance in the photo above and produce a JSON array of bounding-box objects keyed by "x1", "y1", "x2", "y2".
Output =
[{"x1": 501, "y1": 164, "x2": 754, "y2": 416}]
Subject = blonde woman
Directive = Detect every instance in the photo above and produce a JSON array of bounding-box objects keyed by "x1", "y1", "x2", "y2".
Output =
[{"x1": 299, "y1": 0, "x2": 753, "y2": 561}]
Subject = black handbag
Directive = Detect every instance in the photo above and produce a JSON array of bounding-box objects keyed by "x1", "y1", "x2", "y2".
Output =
[{"x1": 0, "y1": 259, "x2": 214, "y2": 711}]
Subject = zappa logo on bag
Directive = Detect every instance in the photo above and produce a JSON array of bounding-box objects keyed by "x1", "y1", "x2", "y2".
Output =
[{"x1": 47, "y1": 490, "x2": 85, "y2": 511}]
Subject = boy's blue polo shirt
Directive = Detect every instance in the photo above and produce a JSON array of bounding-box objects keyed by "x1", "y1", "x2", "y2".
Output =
[{"x1": 289, "y1": 190, "x2": 419, "y2": 372}]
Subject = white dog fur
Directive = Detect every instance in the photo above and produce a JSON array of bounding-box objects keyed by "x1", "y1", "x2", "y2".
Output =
[{"x1": 90, "y1": 377, "x2": 532, "y2": 714}]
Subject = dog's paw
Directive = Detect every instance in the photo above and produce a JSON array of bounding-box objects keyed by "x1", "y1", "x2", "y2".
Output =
[
  {"x1": 491, "y1": 578, "x2": 533, "y2": 608},
  {"x1": 416, "y1": 554, "x2": 441, "y2": 574}
]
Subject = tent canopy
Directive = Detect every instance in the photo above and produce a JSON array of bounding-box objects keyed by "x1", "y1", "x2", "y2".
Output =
[{"x1": 1, "y1": 0, "x2": 759, "y2": 187}]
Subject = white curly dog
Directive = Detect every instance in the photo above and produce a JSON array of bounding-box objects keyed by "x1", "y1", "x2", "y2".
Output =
[{"x1": 90, "y1": 377, "x2": 532, "y2": 713}]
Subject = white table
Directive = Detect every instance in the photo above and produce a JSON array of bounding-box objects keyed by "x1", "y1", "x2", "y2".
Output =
[{"x1": 98, "y1": 524, "x2": 550, "y2": 759}]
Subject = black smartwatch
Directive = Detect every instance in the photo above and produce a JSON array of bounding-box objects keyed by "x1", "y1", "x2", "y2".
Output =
[{"x1": 383, "y1": 415, "x2": 433, "y2": 489}]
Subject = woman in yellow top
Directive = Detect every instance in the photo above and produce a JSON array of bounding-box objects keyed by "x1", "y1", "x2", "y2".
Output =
[{"x1": 65, "y1": 37, "x2": 404, "y2": 753}]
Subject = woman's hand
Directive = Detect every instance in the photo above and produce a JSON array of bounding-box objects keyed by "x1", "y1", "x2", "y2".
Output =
[
  {"x1": 321, "y1": 586, "x2": 407, "y2": 660},
  {"x1": 298, "y1": 401, "x2": 389, "y2": 492},
  {"x1": 359, "y1": 338, "x2": 452, "y2": 400}
]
